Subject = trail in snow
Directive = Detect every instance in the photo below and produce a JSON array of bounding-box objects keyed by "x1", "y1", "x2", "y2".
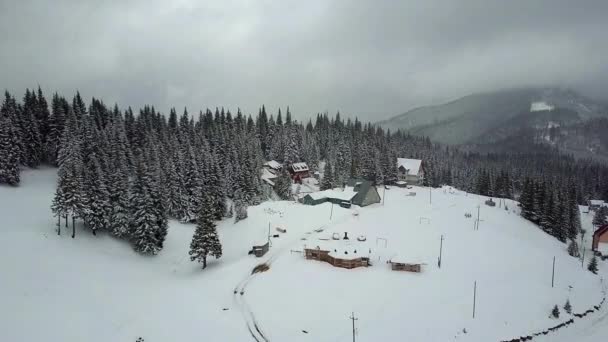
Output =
[{"x1": 232, "y1": 210, "x2": 357, "y2": 342}]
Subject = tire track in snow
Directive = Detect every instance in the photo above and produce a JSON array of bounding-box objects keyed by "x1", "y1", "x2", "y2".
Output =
[{"x1": 234, "y1": 208, "x2": 359, "y2": 341}]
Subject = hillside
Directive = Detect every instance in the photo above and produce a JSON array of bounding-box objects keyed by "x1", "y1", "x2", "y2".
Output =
[
  {"x1": 377, "y1": 88, "x2": 608, "y2": 154},
  {"x1": 1, "y1": 169, "x2": 607, "y2": 341}
]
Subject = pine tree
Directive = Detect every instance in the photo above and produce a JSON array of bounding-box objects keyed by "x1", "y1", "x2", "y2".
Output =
[
  {"x1": 320, "y1": 161, "x2": 334, "y2": 190},
  {"x1": 82, "y1": 153, "x2": 111, "y2": 235},
  {"x1": 129, "y1": 158, "x2": 160, "y2": 255},
  {"x1": 551, "y1": 305, "x2": 560, "y2": 318},
  {"x1": 0, "y1": 115, "x2": 20, "y2": 185},
  {"x1": 189, "y1": 196, "x2": 223, "y2": 269},
  {"x1": 593, "y1": 206, "x2": 608, "y2": 227},
  {"x1": 567, "y1": 240, "x2": 580, "y2": 257},
  {"x1": 588, "y1": 256, "x2": 598, "y2": 274},
  {"x1": 233, "y1": 189, "x2": 248, "y2": 222},
  {"x1": 275, "y1": 171, "x2": 293, "y2": 200},
  {"x1": 564, "y1": 299, "x2": 572, "y2": 314}
]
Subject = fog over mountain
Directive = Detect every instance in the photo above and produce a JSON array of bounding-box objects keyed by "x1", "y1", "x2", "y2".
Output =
[{"x1": 1, "y1": 0, "x2": 607, "y2": 121}]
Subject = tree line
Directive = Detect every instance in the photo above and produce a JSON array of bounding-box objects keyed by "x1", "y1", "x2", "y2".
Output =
[{"x1": 2, "y1": 87, "x2": 608, "y2": 257}]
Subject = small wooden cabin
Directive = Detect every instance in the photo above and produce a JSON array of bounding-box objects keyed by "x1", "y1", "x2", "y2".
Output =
[
  {"x1": 389, "y1": 261, "x2": 422, "y2": 272},
  {"x1": 388, "y1": 254, "x2": 423, "y2": 272},
  {"x1": 592, "y1": 224, "x2": 608, "y2": 254},
  {"x1": 251, "y1": 241, "x2": 269, "y2": 257}
]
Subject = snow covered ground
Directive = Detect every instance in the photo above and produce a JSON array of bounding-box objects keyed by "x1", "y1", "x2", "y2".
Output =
[
  {"x1": 531, "y1": 101, "x2": 555, "y2": 112},
  {"x1": 1, "y1": 169, "x2": 606, "y2": 341}
]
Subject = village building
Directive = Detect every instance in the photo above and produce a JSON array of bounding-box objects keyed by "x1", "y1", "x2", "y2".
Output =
[
  {"x1": 300, "y1": 179, "x2": 381, "y2": 208},
  {"x1": 397, "y1": 158, "x2": 424, "y2": 184},
  {"x1": 250, "y1": 237, "x2": 270, "y2": 257},
  {"x1": 260, "y1": 168, "x2": 277, "y2": 186},
  {"x1": 592, "y1": 224, "x2": 608, "y2": 254},
  {"x1": 388, "y1": 254, "x2": 423, "y2": 272},
  {"x1": 589, "y1": 200, "x2": 607, "y2": 211},
  {"x1": 263, "y1": 160, "x2": 282, "y2": 173},
  {"x1": 347, "y1": 179, "x2": 381, "y2": 207},
  {"x1": 289, "y1": 162, "x2": 310, "y2": 183},
  {"x1": 304, "y1": 240, "x2": 371, "y2": 269}
]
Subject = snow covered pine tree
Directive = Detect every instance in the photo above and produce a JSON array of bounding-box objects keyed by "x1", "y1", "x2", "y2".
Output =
[{"x1": 189, "y1": 196, "x2": 223, "y2": 269}]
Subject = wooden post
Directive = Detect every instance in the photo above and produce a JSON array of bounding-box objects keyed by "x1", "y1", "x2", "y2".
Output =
[
  {"x1": 438, "y1": 235, "x2": 444, "y2": 268},
  {"x1": 552, "y1": 256, "x2": 555, "y2": 288},
  {"x1": 72, "y1": 216, "x2": 75, "y2": 239},
  {"x1": 57, "y1": 215, "x2": 60, "y2": 236},
  {"x1": 349, "y1": 312, "x2": 358, "y2": 342},
  {"x1": 65, "y1": 214, "x2": 68, "y2": 227},
  {"x1": 330, "y1": 202, "x2": 334, "y2": 221},
  {"x1": 581, "y1": 247, "x2": 586, "y2": 268},
  {"x1": 473, "y1": 281, "x2": 477, "y2": 318}
]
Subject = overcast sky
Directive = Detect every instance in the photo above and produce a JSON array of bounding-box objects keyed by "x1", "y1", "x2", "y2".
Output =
[{"x1": 1, "y1": 0, "x2": 606, "y2": 121}]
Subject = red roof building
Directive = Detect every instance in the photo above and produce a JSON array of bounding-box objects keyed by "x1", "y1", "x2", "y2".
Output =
[{"x1": 592, "y1": 224, "x2": 608, "y2": 254}]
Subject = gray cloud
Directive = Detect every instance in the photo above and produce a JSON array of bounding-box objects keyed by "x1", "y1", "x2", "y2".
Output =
[{"x1": 1, "y1": 0, "x2": 606, "y2": 121}]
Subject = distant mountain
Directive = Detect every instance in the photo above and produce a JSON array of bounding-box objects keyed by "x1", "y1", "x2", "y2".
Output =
[{"x1": 378, "y1": 87, "x2": 608, "y2": 158}]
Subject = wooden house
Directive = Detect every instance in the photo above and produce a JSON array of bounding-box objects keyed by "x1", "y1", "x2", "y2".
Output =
[
  {"x1": 397, "y1": 158, "x2": 424, "y2": 184},
  {"x1": 289, "y1": 162, "x2": 310, "y2": 182},
  {"x1": 304, "y1": 243, "x2": 370, "y2": 269},
  {"x1": 592, "y1": 224, "x2": 608, "y2": 254}
]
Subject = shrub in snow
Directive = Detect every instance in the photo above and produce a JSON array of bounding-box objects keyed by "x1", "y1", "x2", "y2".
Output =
[
  {"x1": 567, "y1": 240, "x2": 580, "y2": 258},
  {"x1": 588, "y1": 256, "x2": 599, "y2": 274},
  {"x1": 564, "y1": 299, "x2": 572, "y2": 314},
  {"x1": 551, "y1": 305, "x2": 560, "y2": 318}
]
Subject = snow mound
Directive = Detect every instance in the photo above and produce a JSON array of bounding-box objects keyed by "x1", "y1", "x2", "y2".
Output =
[{"x1": 531, "y1": 101, "x2": 555, "y2": 112}]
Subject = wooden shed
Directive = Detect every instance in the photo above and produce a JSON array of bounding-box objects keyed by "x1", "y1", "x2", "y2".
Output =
[
  {"x1": 250, "y1": 241, "x2": 269, "y2": 257},
  {"x1": 388, "y1": 254, "x2": 423, "y2": 272},
  {"x1": 389, "y1": 261, "x2": 422, "y2": 272}
]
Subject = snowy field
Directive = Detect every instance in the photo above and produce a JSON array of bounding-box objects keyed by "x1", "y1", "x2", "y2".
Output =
[{"x1": 1, "y1": 169, "x2": 607, "y2": 342}]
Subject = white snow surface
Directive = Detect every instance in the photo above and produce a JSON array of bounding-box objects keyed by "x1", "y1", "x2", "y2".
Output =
[
  {"x1": 307, "y1": 187, "x2": 357, "y2": 201},
  {"x1": 397, "y1": 158, "x2": 422, "y2": 175},
  {"x1": 1, "y1": 170, "x2": 607, "y2": 342},
  {"x1": 531, "y1": 101, "x2": 555, "y2": 112}
]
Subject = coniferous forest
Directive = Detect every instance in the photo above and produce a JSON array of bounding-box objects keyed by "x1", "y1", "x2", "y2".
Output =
[{"x1": 1, "y1": 88, "x2": 608, "y2": 256}]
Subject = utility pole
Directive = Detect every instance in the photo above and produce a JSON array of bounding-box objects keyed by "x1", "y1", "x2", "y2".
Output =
[
  {"x1": 551, "y1": 256, "x2": 555, "y2": 288},
  {"x1": 349, "y1": 312, "x2": 358, "y2": 342},
  {"x1": 429, "y1": 186, "x2": 432, "y2": 205},
  {"x1": 438, "y1": 235, "x2": 444, "y2": 268},
  {"x1": 581, "y1": 247, "x2": 586, "y2": 268},
  {"x1": 383, "y1": 186, "x2": 386, "y2": 206},
  {"x1": 475, "y1": 205, "x2": 481, "y2": 230},
  {"x1": 472, "y1": 281, "x2": 477, "y2": 319},
  {"x1": 330, "y1": 202, "x2": 334, "y2": 221}
]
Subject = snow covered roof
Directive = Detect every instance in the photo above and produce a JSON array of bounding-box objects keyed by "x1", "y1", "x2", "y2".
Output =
[
  {"x1": 261, "y1": 168, "x2": 277, "y2": 186},
  {"x1": 389, "y1": 253, "x2": 425, "y2": 265},
  {"x1": 309, "y1": 239, "x2": 372, "y2": 260},
  {"x1": 264, "y1": 160, "x2": 282, "y2": 170},
  {"x1": 589, "y1": 200, "x2": 605, "y2": 206},
  {"x1": 291, "y1": 162, "x2": 309, "y2": 172},
  {"x1": 396, "y1": 181, "x2": 407, "y2": 185},
  {"x1": 397, "y1": 158, "x2": 422, "y2": 176},
  {"x1": 308, "y1": 187, "x2": 357, "y2": 201}
]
